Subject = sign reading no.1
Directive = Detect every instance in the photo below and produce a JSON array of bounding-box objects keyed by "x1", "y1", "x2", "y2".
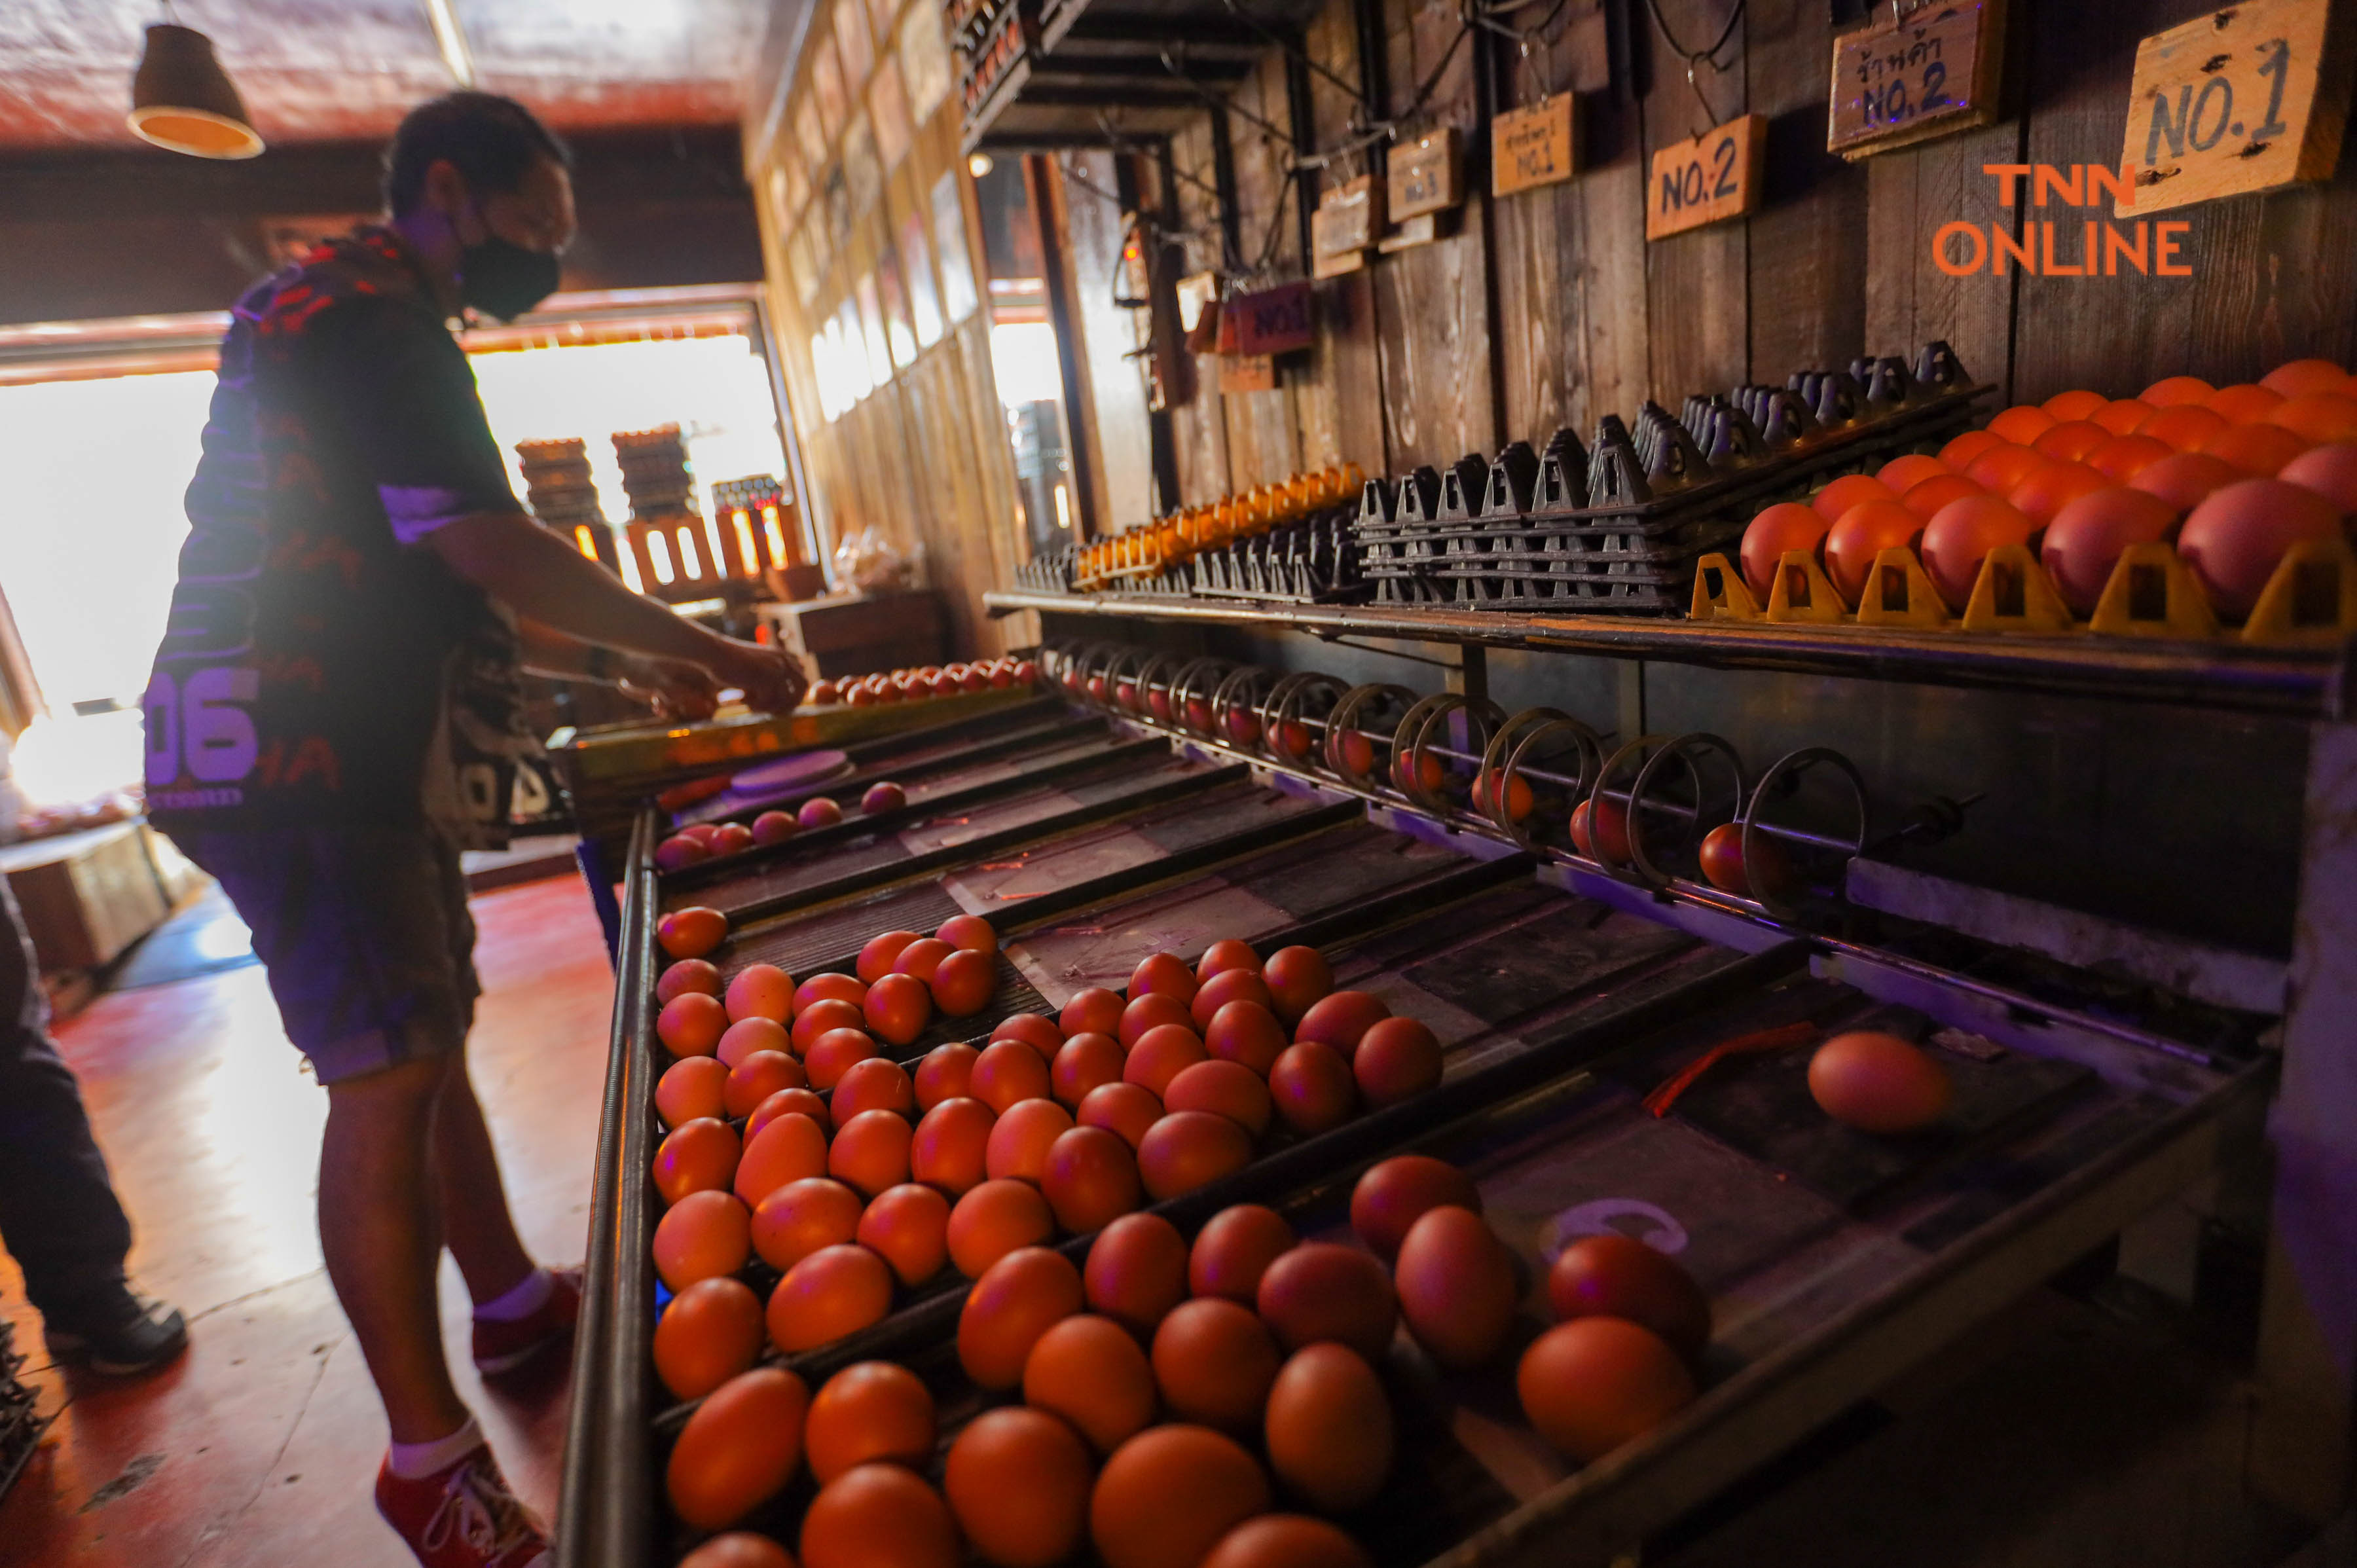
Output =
[{"x1": 2117, "y1": 0, "x2": 2345, "y2": 217}]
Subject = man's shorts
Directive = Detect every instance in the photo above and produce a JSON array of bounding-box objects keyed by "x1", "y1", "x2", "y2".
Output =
[{"x1": 174, "y1": 825, "x2": 480, "y2": 1086}]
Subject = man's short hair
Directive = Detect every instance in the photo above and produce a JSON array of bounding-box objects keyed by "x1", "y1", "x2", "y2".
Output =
[{"x1": 382, "y1": 92, "x2": 571, "y2": 217}]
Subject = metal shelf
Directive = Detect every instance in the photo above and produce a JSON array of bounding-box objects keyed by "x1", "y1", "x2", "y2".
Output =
[{"x1": 984, "y1": 588, "x2": 2350, "y2": 718}]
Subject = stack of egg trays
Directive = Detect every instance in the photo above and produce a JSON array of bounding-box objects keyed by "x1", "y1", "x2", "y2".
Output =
[
  {"x1": 1012, "y1": 542, "x2": 1077, "y2": 594},
  {"x1": 1190, "y1": 507, "x2": 1371, "y2": 604},
  {"x1": 1356, "y1": 342, "x2": 1988, "y2": 613}
]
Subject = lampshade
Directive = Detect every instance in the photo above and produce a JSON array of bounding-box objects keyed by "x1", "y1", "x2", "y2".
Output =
[{"x1": 128, "y1": 23, "x2": 264, "y2": 159}]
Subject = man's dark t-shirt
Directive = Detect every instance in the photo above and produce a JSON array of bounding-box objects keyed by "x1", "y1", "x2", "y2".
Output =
[{"x1": 144, "y1": 227, "x2": 534, "y2": 841}]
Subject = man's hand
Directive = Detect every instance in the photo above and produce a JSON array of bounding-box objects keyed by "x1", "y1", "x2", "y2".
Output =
[
  {"x1": 615, "y1": 654, "x2": 723, "y2": 721},
  {"x1": 699, "y1": 638, "x2": 808, "y2": 717}
]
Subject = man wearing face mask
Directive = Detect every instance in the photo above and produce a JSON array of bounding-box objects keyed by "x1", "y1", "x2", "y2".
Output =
[{"x1": 141, "y1": 92, "x2": 803, "y2": 1568}]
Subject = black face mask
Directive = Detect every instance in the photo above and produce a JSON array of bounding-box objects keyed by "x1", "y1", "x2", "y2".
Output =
[{"x1": 458, "y1": 232, "x2": 561, "y2": 322}]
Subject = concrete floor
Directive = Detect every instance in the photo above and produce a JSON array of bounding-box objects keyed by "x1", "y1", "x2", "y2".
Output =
[
  {"x1": 0, "y1": 868, "x2": 2341, "y2": 1568},
  {"x1": 0, "y1": 874, "x2": 611, "y2": 1568}
]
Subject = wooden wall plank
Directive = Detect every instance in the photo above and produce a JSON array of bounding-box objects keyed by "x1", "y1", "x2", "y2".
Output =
[
  {"x1": 1742, "y1": 0, "x2": 1866, "y2": 378},
  {"x1": 1224, "y1": 54, "x2": 1309, "y2": 488},
  {"x1": 1862, "y1": 116, "x2": 2025, "y2": 399},
  {"x1": 1294, "y1": 0, "x2": 1389, "y2": 476},
  {"x1": 1165, "y1": 117, "x2": 1236, "y2": 501},
  {"x1": 1638, "y1": 0, "x2": 1750, "y2": 403}
]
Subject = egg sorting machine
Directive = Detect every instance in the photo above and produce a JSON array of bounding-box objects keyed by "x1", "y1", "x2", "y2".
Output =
[{"x1": 557, "y1": 640, "x2": 2317, "y2": 1568}]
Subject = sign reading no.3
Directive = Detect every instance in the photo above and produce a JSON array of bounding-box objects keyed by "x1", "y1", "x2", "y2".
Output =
[{"x1": 1647, "y1": 113, "x2": 1766, "y2": 239}]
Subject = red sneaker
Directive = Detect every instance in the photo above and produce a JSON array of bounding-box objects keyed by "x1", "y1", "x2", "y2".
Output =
[
  {"x1": 374, "y1": 1444, "x2": 548, "y2": 1568},
  {"x1": 473, "y1": 1266, "x2": 583, "y2": 1377}
]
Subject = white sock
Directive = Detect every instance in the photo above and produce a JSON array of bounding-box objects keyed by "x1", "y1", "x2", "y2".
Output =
[
  {"x1": 475, "y1": 1267, "x2": 552, "y2": 1322},
  {"x1": 389, "y1": 1416, "x2": 484, "y2": 1480}
]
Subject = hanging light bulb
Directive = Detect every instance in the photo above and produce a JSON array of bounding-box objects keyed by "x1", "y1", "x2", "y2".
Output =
[{"x1": 128, "y1": 20, "x2": 264, "y2": 159}]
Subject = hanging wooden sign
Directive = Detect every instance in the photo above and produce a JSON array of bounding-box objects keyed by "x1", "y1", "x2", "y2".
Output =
[
  {"x1": 1827, "y1": 0, "x2": 2007, "y2": 160},
  {"x1": 1226, "y1": 282, "x2": 1315, "y2": 356},
  {"x1": 1311, "y1": 175, "x2": 1383, "y2": 278},
  {"x1": 2117, "y1": 0, "x2": 2343, "y2": 217},
  {"x1": 1647, "y1": 113, "x2": 1768, "y2": 238},
  {"x1": 1493, "y1": 94, "x2": 1579, "y2": 196},
  {"x1": 1221, "y1": 354, "x2": 1277, "y2": 393},
  {"x1": 1389, "y1": 128, "x2": 1464, "y2": 220}
]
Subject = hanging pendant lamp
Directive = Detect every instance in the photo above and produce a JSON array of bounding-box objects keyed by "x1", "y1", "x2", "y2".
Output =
[{"x1": 128, "y1": 22, "x2": 265, "y2": 158}]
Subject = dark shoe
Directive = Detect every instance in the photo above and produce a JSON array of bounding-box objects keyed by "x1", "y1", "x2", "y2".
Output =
[
  {"x1": 45, "y1": 1286, "x2": 189, "y2": 1376},
  {"x1": 471, "y1": 1266, "x2": 581, "y2": 1377}
]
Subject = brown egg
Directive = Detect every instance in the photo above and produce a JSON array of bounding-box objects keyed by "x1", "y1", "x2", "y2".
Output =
[
  {"x1": 658, "y1": 907, "x2": 729, "y2": 960},
  {"x1": 858, "y1": 1182, "x2": 952, "y2": 1286},
  {"x1": 1203, "y1": 1000, "x2": 1288, "y2": 1076},
  {"x1": 1201, "y1": 1516, "x2": 1372, "y2": 1568},
  {"x1": 1162, "y1": 1060, "x2": 1273, "y2": 1137},
  {"x1": 795, "y1": 972, "x2": 867, "y2": 1015},
  {"x1": 930, "y1": 950, "x2": 996, "y2": 1017},
  {"x1": 1268, "y1": 1042, "x2": 1357, "y2": 1135},
  {"x1": 1052, "y1": 1032, "x2": 1126, "y2": 1106},
  {"x1": 767, "y1": 1244, "x2": 895, "y2": 1353},
  {"x1": 679, "y1": 1531, "x2": 795, "y2": 1568},
  {"x1": 1061, "y1": 987, "x2": 1125, "y2": 1038},
  {"x1": 856, "y1": 931, "x2": 922, "y2": 985},
  {"x1": 718, "y1": 1017, "x2": 792, "y2": 1070},
  {"x1": 1025, "y1": 1311, "x2": 1159, "y2": 1450},
  {"x1": 1083, "y1": 1212, "x2": 1189, "y2": 1334},
  {"x1": 833, "y1": 1057, "x2": 915, "y2": 1121},
  {"x1": 1349, "y1": 1155, "x2": 1480, "y2": 1260},
  {"x1": 1041, "y1": 1125, "x2": 1144, "y2": 1234},
  {"x1": 1196, "y1": 939, "x2": 1262, "y2": 982},
  {"x1": 1260, "y1": 946, "x2": 1333, "y2": 1023},
  {"x1": 1353, "y1": 1017, "x2": 1442, "y2": 1106},
  {"x1": 653, "y1": 1276, "x2": 765, "y2": 1401},
  {"x1": 655, "y1": 1190, "x2": 752, "y2": 1290},
  {"x1": 913, "y1": 1043, "x2": 979, "y2": 1110},
  {"x1": 911, "y1": 1097, "x2": 995, "y2": 1195},
  {"x1": 726, "y1": 964, "x2": 796, "y2": 1024},
  {"x1": 806, "y1": 1361, "x2": 938, "y2": 1484},
  {"x1": 1089, "y1": 1425, "x2": 1272, "y2": 1568},
  {"x1": 1806, "y1": 1030, "x2": 1953, "y2": 1134},
  {"x1": 1256, "y1": 1243, "x2": 1396, "y2": 1358},
  {"x1": 1264, "y1": 1343, "x2": 1393, "y2": 1510},
  {"x1": 752, "y1": 1176, "x2": 864, "y2": 1271},
  {"x1": 1152, "y1": 1298, "x2": 1281, "y2": 1431},
  {"x1": 665, "y1": 1366, "x2": 808, "y2": 1530},
  {"x1": 987, "y1": 1098, "x2": 1076, "y2": 1182},
  {"x1": 1138, "y1": 1111, "x2": 1254, "y2": 1201},
  {"x1": 749, "y1": 1087, "x2": 830, "y2": 1141},
  {"x1": 2178, "y1": 477, "x2": 2346, "y2": 616},
  {"x1": 792, "y1": 999, "x2": 867, "y2": 1055},
  {"x1": 801, "y1": 1464, "x2": 960, "y2": 1568},
  {"x1": 945, "y1": 1406, "x2": 1095, "y2": 1568},
  {"x1": 1125, "y1": 1025, "x2": 1210, "y2": 1098},
  {"x1": 1547, "y1": 1234, "x2": 1711, "y2": 1360},
  {"x1": 864, "y1": 975, "x2": 933, "y2": 1048},
  {"x1": 657, "y1": 958, "x2": 723, "y2": 1005},
  {"x1": 829, "y1": 1110, "x2": 914, "y2": 1198},
  {"x1": 972, "y1": 1040, "x2": 1053, "y2": 1113},
  {"x1": 657, "y1": 1055, "x2": 730, "y2": 1127},
  {"x1": 1190, "y1": 968, "x2": 1277, "y2": 1030},
  {"x1": 1120, "y1": 991, "x2": 1196, "y2": 1048},
  {"x1": 1395, "y1": 1207, "x2": 1518, "y2": 1369},
  {"x1": 1293, "y1": 992, "x2": 1390, "y2": 1059},
  {"x1": 959, "y1": 1245, "x2": 1085, "y2": 1388},
  {"x1": 1078, "y1": 1083, "x2": 1163, "y2": 1150},
  {"x1": 948, "y1": 1179, "x2": 1056, "y2": 1278},
  {"x1": 1516, "y1": 1317, "x2": 1696, "y2": 1461},
  {"x1": 893, "y1": 938, "x2": 955, "y2": 985},
  {"x1": 724, "y1": 1051, "x2": 807, "y2": 1120},
  {"x1": 1129, "y1": 951, "x2": 1199, "y2": 1005},
  {"x1": 660, "y1": 993, "x2": 729, "y2": 1057},
  {"x1": 991, "y1": 1013, "x2": 1065, "y2": 1060},
  {"x1": 939, "y1": 913, "x2": 999, "y2": 955},
  {"x1": 805, "y1": 1028, "x2": 880, "y2": 1091},
  {"x1": 1190, "y1": 1205, "x2": 1296, "y2": 1302}
]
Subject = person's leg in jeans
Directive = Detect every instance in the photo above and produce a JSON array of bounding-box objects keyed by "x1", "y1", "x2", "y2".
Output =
[{"x1": 0, "y1": 878, "x2": 183, "y2": 1373}]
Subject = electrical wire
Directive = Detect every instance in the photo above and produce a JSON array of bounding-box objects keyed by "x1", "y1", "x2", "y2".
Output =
[{"x1": 1643, "y1": 0, "x2": 1745, "y2": 71}]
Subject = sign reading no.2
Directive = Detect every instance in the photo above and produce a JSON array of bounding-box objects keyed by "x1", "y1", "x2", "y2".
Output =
[{"x1": 1647, "y1": 113, "x2": 1766, "y2": 239}]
